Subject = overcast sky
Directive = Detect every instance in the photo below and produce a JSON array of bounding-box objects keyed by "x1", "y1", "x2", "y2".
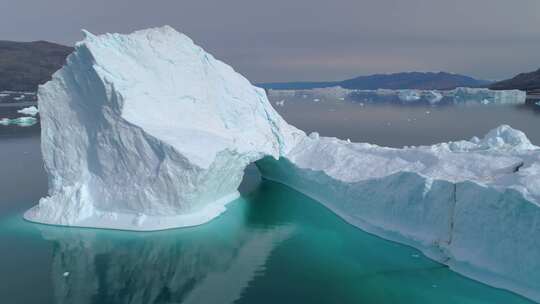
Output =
[{"x1": 1, "y1": 0, "x2": 539, "y2": 82}]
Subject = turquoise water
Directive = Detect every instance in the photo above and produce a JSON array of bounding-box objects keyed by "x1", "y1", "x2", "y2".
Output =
[
  {"x1": 1, "y1": 102, "x2": 539, "y2": 303},
  {"x1": 0, "y1": 175, "x2": 535, "y2": 303}
]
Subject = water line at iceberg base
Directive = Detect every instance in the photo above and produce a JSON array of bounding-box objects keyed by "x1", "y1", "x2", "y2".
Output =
[
  {"x1": 251, "y1": 124, "x2": 540, "y2": 304},
  {"x1": 256, "y1": 156, "x2": 540, "y2": 303}
]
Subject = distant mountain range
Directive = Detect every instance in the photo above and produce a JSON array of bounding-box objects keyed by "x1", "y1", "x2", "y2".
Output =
[
  {"x1": 258, "y1": 72, "x2": 492, "y2": 91},
  {"x1": 0, "y1": 40, "x2": 73, "y2": 92},
  {"x1": 490, "y1": 68, "x2": 540, "y2": 92},
  {"x1": 1, "y1": 39, "x2": 537, "y2": 93}
]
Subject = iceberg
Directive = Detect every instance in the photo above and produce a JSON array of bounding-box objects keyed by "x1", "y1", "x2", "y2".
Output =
[
  {"x1": 398, "y1": 90, "x2": 422, "y2": 102},
  {"x1": 258, "y1": 125, "x2": 540, "y2": 302},
  {"x1": 25, "y1": 26, "x2": 303, "y2": 231},
  {"x1": 17, "y1": 106, "x2": 39, "y2": 116},
  {"x1": 0, "y1": 116, "x2": 38, "y2": 127},
  {"x1": 449, "y1": 87, "x2": 526, "y2": 105},
  {"x1": 269, "y1": 86, "x2": 350, "y2": 100},
  {"x1": 267, "y1": 87, "x2": 527, "y2": 105},
  {"x1": 25, "y1": 26, "x2": 540, "y2": 302},
  {"x1": 12, "y1": 116, "x2": 37, "y2": 126}
]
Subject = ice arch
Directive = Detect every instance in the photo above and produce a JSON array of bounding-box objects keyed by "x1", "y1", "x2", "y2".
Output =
[{"x1": 24, "y1": 26, "x2": 304, "y2": 230}]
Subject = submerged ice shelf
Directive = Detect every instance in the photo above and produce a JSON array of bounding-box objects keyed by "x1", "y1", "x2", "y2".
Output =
[{"x1": 25, "y1": 26, "x2": 540, "y2": 302}]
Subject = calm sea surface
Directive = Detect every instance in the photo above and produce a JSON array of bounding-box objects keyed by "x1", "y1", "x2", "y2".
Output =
[{"x1": 0, "y1": 99, "x2": 539, "y2": 303}]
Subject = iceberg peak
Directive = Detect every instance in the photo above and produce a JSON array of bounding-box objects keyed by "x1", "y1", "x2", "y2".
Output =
[{"x1": 80, "y1": 29, "x2": 95, "y2": 39}]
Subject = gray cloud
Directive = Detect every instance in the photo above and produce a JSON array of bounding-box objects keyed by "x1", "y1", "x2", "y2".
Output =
[{"x1": 1, "y1": 0, "x2": 539, "y2": 81}]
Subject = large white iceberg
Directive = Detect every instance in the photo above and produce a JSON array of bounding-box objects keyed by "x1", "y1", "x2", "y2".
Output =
[
  {"x1": 25, "y1": 26, "x2": 302, "y2": 230},
  {"x1": 0, "y1": 116, "x2": 38, "y2": 127},
  {"x1": 397, "y1": 89, "x2": 422, "y2": 102},
  {"x1": 25, "y1": 26, "x2": 540, "y2": 302}
]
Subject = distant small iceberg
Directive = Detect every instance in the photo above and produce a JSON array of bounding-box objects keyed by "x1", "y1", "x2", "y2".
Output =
[
  {"x1": 275, "y1": 100, "x2": 285, "y2": 107},
  {"x1": 0, "y1": 116, "x2": 38, "y2": 127},
  {"x1": 17, "y1": 106, "x2": 39, "y2": 116},
  {"x1": 268, "y1": 87, "x2": 527, "y2": 105}
]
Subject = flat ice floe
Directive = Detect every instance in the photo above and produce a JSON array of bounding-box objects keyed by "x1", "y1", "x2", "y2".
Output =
[{"x1": 25, "y1": 26, "x2": 540, "y2": 302}]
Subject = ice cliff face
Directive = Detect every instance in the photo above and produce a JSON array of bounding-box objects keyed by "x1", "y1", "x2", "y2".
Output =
[
  {"x1": 258, "y1": 125, "x2": 540, "y2": 302},
  {"x1": 25, "y1": 26, "x2": 302, "y2": 230},
  {"x1": 17, "y1": 106, "x2": 39, "y2": 116}
]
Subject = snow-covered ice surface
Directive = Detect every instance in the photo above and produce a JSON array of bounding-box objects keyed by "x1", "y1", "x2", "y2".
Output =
[
  {"x1": 17, "y1": 106, "x2": 39, "y2": 116},
  {"x1": 268, "y1": 87, "x2": 527, "y2": 105},
  {"x1": 25, "y1": 26, "x2": 540, "y2": 302},
  {"x1": 25, "y1": 26, "x2": 303, "y2": 231},
  {"x1": 258, "y1": 125, "x2": 540, "y2": 302}
]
